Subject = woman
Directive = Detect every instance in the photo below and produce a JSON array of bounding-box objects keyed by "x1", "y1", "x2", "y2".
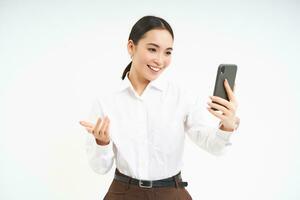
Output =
[{"x1": 79, "y1": 15, "x2": 239, "y2": 200}]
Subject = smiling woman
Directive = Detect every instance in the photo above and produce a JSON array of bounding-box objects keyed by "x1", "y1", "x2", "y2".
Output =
[
  {"x1": 122, "y1": 16, "x2": 174, "y2": 96},
  {"x1": 126, "y1": 28, "x2": 173, "y2": 95},
  {"x1": 79, "y1": 15, "x2": 239, "y2": 200}
]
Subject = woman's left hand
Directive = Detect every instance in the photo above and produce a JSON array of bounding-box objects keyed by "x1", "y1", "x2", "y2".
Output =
[{"x1": 207, "y1": 79, "x2": 240, "y2": 132}]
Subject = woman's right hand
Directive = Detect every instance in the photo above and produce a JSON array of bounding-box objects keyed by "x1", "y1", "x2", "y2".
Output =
[{"x1": 79, "y1": 116, "x2": 111, "y2": 145}]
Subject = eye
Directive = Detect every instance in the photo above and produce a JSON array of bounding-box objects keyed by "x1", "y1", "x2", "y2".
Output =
[
  {"x1": 166, "y1": 51, "x2": 172, "y2": 56},
  {"x1": 148, "y1": 48, "x2": 156, "y2": 52}
]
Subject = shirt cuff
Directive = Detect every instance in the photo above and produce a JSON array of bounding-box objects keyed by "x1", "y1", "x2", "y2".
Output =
[
  {"x1": 216, "y1": 129, "x2": 233, "y2": 145},
  {"x1": 93, "y1": 140, "x2": 113, "y2": 156}
]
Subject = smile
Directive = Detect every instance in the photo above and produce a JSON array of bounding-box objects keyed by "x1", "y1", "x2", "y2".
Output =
[{"x1": 147, "y1": 65, "x2": 161, "y2": 72}]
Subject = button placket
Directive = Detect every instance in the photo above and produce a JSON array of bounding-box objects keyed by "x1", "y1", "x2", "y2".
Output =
[{"x1": 137, "y1": 99, "x2": 149, "y2": 179}]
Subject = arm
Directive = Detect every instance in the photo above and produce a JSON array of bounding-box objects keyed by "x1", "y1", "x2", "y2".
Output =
[
  {"x1": 86, "y1": 133, "x2": 114, "y2": 174},
  {"x1": 185, "y1": 79, "x2": 239, "y2": 155},
  {"x1": 184, "y1": 100, "x2": 233, "y2": 156},
  {"x1": 81, "y1": 98, "x2": 115, "y2": 174}
]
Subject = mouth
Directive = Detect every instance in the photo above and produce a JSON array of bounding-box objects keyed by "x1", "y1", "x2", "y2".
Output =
[{"x1": 147, "y1": 65, "x2": 162, "y2": 72}]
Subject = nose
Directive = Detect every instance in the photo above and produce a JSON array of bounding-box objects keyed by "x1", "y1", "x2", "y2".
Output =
[{"x1": 154, "y1": 53, "x2": 163, "y2": 66}]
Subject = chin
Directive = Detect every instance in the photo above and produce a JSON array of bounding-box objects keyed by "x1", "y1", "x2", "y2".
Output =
[{"x1": 146, "y1": 74, "x2": 160, "y2": 82}]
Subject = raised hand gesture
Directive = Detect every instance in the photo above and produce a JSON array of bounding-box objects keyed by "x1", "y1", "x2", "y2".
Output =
[{"x1": 79, "y1": 116, "x2": 110, "y2": 145}]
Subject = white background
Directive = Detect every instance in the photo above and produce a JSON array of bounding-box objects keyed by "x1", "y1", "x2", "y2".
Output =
[{"x1": 1, "y1": 0, "x2": 299, "y2": 199}]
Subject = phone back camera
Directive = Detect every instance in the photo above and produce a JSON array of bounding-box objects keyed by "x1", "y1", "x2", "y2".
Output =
[{"x1": 221, "y1": 66, "x2": 225, "y2": 74}]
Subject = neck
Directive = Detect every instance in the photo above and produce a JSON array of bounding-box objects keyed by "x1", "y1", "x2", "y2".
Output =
[{"x1": 128, "y1": 68, "x2": 150, "y2": 96}]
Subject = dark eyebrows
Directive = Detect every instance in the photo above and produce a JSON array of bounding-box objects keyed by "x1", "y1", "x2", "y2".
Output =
[{"x1": 146, "y1": 43, "x2": 173, "y2": 51}]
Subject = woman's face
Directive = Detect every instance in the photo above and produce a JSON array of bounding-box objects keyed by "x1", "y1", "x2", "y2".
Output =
[{"x1": 128, "y1": 29, "x2": 173, "y2": 82}]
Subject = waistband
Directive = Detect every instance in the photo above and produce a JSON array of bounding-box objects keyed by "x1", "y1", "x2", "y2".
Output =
[{"x1": 114, "y1": 168, "x2": 188, "y2": 188}]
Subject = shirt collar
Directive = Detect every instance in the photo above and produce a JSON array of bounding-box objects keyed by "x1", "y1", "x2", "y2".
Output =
[{"x1": 118, "y1": 72, "x2": 167, "y2": 92}]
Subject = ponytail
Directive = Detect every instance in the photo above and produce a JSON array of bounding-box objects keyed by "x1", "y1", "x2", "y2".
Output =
[{"x1": 121, "y1": 62, "x2": 132, "y2": 80}]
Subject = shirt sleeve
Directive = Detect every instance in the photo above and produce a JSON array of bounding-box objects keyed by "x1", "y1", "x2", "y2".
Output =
[
  {"x1": 184, "y1": 93, "x2": 234, "y2": 156},
  {"x1": 85, "y1": 97, "x2": 115, "y2": 174}
]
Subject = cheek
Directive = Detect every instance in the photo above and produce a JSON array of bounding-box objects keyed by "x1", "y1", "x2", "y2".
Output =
[
  {"x1": 145, "y1": 52, "x2": 156, "y2": 61},
  {"x1": 164, "y1": 56, "x2": 172, "y2": 66},
  {"x1": 137, "y1": 50, "x2": 152, "y2": 63}
]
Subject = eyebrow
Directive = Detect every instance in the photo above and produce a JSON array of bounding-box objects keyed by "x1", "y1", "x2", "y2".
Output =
[{"x1": 146, "y1": 43, "x2": 173, "y2": 51}]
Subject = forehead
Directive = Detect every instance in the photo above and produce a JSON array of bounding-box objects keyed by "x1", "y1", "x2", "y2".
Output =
[{"x1": 139, "y1": 29, "x2": 173, "y2": 48}]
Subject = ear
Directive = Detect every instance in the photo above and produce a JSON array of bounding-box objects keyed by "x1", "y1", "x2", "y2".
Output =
[{"x1": 127, "y1": 40, "x2": 135, "y2": 58}]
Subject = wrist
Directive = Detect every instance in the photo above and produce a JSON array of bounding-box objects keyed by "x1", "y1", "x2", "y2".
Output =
[
  {"x1": 219, "y1": 124, "x2": 234, "y2": 132},
  {"x1": 95, "y1": 139, "x2": 110, "y2": 146}
]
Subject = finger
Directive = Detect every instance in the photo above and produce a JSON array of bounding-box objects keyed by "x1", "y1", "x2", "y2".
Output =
[
  {"x1": 207, "y1": 107, "x2": 226, "y2": 121},
  {"x1": 210, "y1": 96, "x2": 235, "y2": 111},
  {"x1": 79, "y1": 121, "x2": 94, "y2": 128},
  {"x1": 102, "y1": 117, "x2": 110, "y2": 137},
  {"x1": 93, "y1": 117, "x2": 102, "y2": 135},
  {"x1": 224, "y1": 79, "x2": 236, "y2": 102},
  {"x1": 207, "y1": 102, "x2": 229, "y2": 115},
  {"x1": 99, "y1": 117, "x2": 109, "y2": 137},
  {"x1": 85, "y1": 127, "x2": 94, "y2": 134}
]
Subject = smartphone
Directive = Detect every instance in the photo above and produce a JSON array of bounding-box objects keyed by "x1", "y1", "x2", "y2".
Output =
[{"x1": 212, "y1": 64, "x2": 237, "y2": 110}]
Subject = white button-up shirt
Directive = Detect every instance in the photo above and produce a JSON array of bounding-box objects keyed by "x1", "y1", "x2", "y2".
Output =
[{"x1": 85, "y1": 74, "x2": 233, "y2": 180}]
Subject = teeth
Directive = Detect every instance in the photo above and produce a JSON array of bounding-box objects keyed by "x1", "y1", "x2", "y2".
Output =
[{"x1": 147, "y1": 65, "x2": 161, "y2": 72}]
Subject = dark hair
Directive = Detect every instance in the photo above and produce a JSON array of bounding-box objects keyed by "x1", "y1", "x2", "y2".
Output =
[{"x1": 121, "y1": 16, "x2": 174, "y2": 80}]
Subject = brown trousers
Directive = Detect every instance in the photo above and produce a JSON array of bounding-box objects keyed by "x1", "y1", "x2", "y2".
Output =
[{"x1": 103, "y1": 178, "x2": 192, "y2": 200}]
